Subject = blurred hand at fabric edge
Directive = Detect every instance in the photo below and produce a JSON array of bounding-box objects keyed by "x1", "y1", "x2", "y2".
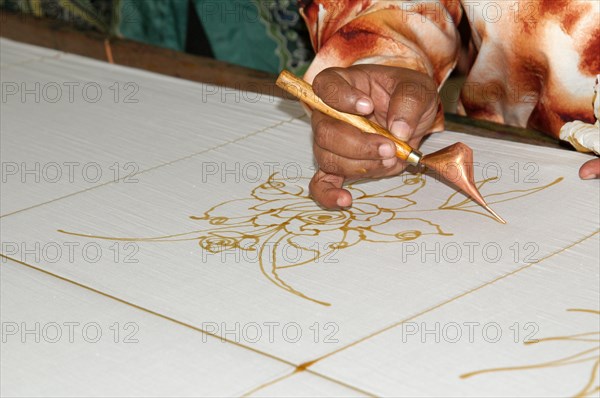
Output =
[{"x1": 579, "y1": 158, "x2": 600, "y2": 180}]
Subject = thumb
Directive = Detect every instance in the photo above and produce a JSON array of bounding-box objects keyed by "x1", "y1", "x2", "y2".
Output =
[
  {"x1": 309, "y1": 169, "x2": 352, "y2": 209},
  {"x1": 313, "y1": 67, "x2": 374, "y2": 115}
]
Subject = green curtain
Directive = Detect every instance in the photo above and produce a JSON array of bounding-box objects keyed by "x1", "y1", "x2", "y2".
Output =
[
  {"x1": 1, "y1": 0, "x2": 313, "y2": 74},
  {"x1": 118, "y1": 0, "x2": 188, "y2": 52},
  {"x1": 192, "y1": 0, "x2": 312, "y2": 74},
  {"x1": 119, "y1": 0, "x2": 312, "y2": 74}
]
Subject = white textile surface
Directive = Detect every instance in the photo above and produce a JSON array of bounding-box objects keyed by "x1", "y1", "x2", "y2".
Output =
[{"x1": 1, "y1": 38, "x2": 598, "y2": 397}]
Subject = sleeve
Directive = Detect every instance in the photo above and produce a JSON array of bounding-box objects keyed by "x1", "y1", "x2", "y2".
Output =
[{"x1": 299, "y1": 0, "x2": 462, "y2": 129}]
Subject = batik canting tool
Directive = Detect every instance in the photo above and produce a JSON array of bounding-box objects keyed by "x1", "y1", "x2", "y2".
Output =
[{"x1": 276, "y1": 70, "x2": 506, "y2": 224}]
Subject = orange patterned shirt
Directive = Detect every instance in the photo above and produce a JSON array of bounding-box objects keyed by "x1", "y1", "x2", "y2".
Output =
[{"x1": 299, "y1": 0, "x2": 599, "y2": 137}]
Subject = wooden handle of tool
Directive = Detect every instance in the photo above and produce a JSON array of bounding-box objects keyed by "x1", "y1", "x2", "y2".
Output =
[{"x1": 276, "y1": 70, "x2": 414, "y2": 160}]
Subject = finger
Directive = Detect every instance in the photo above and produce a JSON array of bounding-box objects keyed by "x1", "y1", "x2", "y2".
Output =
[
  {"x1": 579, "y1": 158, "x2": 600, "y2": 179},
  {"x1": 309, "y1": 169, "x2": 352, "y2": 209},
  {"x1": 313, "y1": 67, "x2": 374, "y2": 115},
  {"x1": 314, "y1": 143, "x2": 400, "y2": 178},
  {"x1": 312, "y1": 110, "x2": 397, "y2": 160},
  {"x1": 407, "y1": 133, "x2": 426, "y2": 150},
  {"x1": 386, "y1": 71, "x2": 439, "y2": 142}
]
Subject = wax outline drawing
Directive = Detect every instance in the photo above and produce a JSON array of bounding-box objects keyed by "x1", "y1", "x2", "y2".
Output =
[
  {"x1": 59, "y1": 173, "x2": 563, "y2": 306},
  {"x1": 461, "y1": 309, "x2": 600, "y2": 398}
]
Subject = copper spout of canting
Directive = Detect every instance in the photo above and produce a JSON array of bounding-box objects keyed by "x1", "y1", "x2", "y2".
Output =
[{"x1": 420, "y1": 143, "x2": 506, "y2": 224}]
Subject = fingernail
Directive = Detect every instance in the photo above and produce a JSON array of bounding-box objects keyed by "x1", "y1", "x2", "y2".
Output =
[
  {"x1": 336, "y1": 197, "x2": 350, "y2": 207},
  {"x1": 356, "y1": 98, "x2": 373, "y2": 114},
  {"x1": 390, "y1": 120, "x2": 411, "y2": 141},
  {"x1": 581, "y1": 173, "x2": 598, "y2": 180},
  {"x1": 378, "y1": 143, "x2": 395, "y2": 158},
  {"x1": 382, "y1": 158, "x2": 397, "y2": 168}
]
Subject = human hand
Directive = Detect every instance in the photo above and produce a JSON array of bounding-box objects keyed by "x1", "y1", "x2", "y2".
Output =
[
  {"x1": 559, "y1": 121, "x2": 599, "y2": 180},
  {"x1": 308, "y1": 65, "x2": 440, "y2": 209},
  {"x1": 579, "y1": 158, "x2": 600, "y2": 179}
]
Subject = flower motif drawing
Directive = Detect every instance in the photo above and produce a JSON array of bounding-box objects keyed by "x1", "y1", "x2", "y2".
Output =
[{"x1": 59, "y1": 173, "x2": 563, "y2": 306}]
